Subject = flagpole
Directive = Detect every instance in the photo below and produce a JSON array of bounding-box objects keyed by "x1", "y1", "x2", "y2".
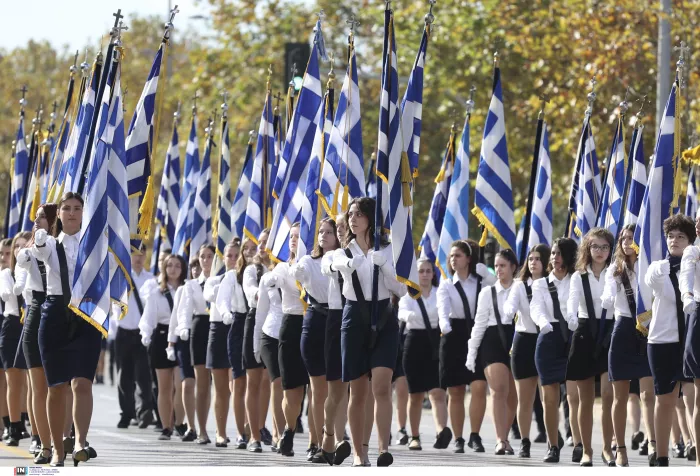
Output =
[
  {"x1": 519, "y1": 95, "x2": 549, "y2": 265},
  {"x1": 4, "y1": 140, "x2": 16, "y2": 238},
  {"x1": 613, "y1": 96, "x2": 640, "y2": 246}
]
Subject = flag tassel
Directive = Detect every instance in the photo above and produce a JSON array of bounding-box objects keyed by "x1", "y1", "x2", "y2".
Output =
[
  {"x1": 137, "y1": 176, "x2": 156, "y2": 241},
  {"x1": 400, "y1": 151, "x2": 413, "y2": 206}
]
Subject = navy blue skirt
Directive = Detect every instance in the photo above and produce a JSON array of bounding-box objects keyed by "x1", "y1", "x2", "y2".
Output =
[
  {"x1": 324, "y1": 309, "x2": 343, "y2": 381},
  {"x1": 340, "y1": 299, "x2": 397, "y2": 382},
  {"x1": 260, "y1": 333, "x2": 281, "y2": 381},
  {"x1": 535, "y1": 323, "x2": 569, "y2": 386},
  {"x1": 648, "y1": 342, "x2": 691, "y2": 395},
  {"x1": 176, "y1": 337, "x2": 195, "y2": 380},
  {"x1": 511, "y1": 331, "x2": 538, "y2": 380},
  {"x1": 608, "y1": 317, "x2": 651, "y2": 382},
  {"x1": 0, "y1": 314, "x2": 24, "y2": 370},
  {"x1": 190, "y1": 314, "x2": 209, "y2": 367},
  {"x1": 227, "y1": 312, "x2": 246, "y2": 379},
  {"x1": 684, "y1": 310, "x2": 700, "y2": 379},
  {"x1": 567, "y1": 318, "x2": 613, "y2": 381},
  {"x1": 38, "y1": 297, "x2": 102, "y2": 387},
  {"x1": 243, "y1": 308, "x2": 264, "y2": 370},
  {"x1": 206, "y1": 321, "x2": 231, "y2": 370},
  {"x1": 21, "y1": 291, "x2": 45, "y2": 369},
  {"x1": 301, "y1": 306, "x2": 326, "y2": 378},
  {"x1": 392, "y1": 324, "x2": 406, "y2": 382},
  {"x1": 279, "y1": 314, "x2": 308, "y2": 390}
]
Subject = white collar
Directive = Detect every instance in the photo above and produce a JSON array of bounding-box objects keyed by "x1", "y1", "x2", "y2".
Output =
[
  {"x1": 586, "y1": 265, "x2": 607, "y2": 280},
  {"x1": 452, "y1": 272, "x2": 474, "y2": 284},
  {"x1": 549, "y1": 272, "x2": 569, "y2": 284},
  {"x1": 58, "y1": 231, "x2": 79, "y2": 244},
  {"x1": 495, "y1": 280, "x2": 511, "y2": 293}
]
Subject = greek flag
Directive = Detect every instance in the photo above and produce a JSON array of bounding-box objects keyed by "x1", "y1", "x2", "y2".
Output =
[
  {"x1": 47, "y1": 114, "x2": 72, "y2": 202},
  {"x1": 437, "y1": 114, "x2": 472, "y2": 279},
  {"x1": 154, "y1": 121, "x2": 181, "y2": 253},
  {"x1": 624, "y1": 126, "x2": 646, "y2": 225},
  {"x1": 8, "y1": 117, "x2": 29, "y2": 238},
  {"x1": 687, "y1": 165, "x2": 698, "y2": 218},
  {"x1": 597, "y1": 119, "x2": 626, "y2": 237},
  {"x1": 189, "y1": 124, "x2": 213, "y2": 258},
  {"x1": 39, "y1": 133, "x2": 53, "y2": 204},
  {"x1": 71, "y1": 66, "x2": 130, "y2": 336},
  {"x1": 366, "y1": 152, "x2": 377, "y2": 199},
  {"x1": 472, "y1": 66, "x2": 516, "y2": 250},
  {"x1": 244, "y1": 88, "x2": 275, "y2": 244},
  {"x1": 401, "y1": 25, "x2": 429, "y2": 179},
  {"x1": 20, "y1": 132, "x2": 40, "y2": 232},
  {"x1": 574, "y1": 118, "x2": 601, "y2": 237},
  {"x1": 125, "y1": 44, "x2": 166, "y2": 252},
  {"x1": 634, "y1": 76, "x2": 680, "y2": 333},
  {"x1": 171, "y1": 117, "x2": 200, "y2": 258},
  {"x1": 526, "y1": 122, "x2": 553, "y2": 250},
  {"x1": 269, "y1": 25, "x2": 324, "y2": 261},
  {"x1": 318, "y1": 41, "x2": 364, "y2": 218},
  {"x1": 231, "y1": 133, "x2": 254, "y2": 240},
  {"x1": 213, "y1": 115, "x2": 233, "y2": 273},
  {"x1": 419, "y1": 127, "x2": 455, "y2": 265}
]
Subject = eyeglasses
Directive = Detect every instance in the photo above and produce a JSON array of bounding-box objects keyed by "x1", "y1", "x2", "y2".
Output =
[{"x1": 590, "y1": 244, "x2": 610, "y2": 252}]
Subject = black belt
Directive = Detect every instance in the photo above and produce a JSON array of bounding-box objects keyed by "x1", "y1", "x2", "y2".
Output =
[
  {"x1": 307, "y1": 294, "x2": 329, "y2": 316},
  {"x1": 31, "y1": 290, "x2": 46, "y2": 300},
  {"x1": 118, "y1": 327, "x2": 140, "y2": 335},
  {"x1": 194, "y1": 314, "x2": 209, "y2": 319}
]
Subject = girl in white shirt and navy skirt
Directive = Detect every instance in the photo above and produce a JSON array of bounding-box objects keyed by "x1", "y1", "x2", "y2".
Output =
[
  {"x1": 332, "y1": 197, "x2": 406, "y2": 467},
  {"x1": 139, "y1": 254, "x2": 187, "y2": 441},
  {"x1": 467, "y1": 248, "x2": 518, "y2": 455},
  {"x1": 217, "y1": 238, "x2": 257, "y2": 449},
  {"x1": 602, "y1": 224, "x2": 655, "y2": 467},
  {"x1": 504, "y1": 244, "x2": 549, "y2": 458},
  {"x1": 531, "y1": 237, "x2": 578, "y2": 462},
  {"x1": 204, "y1": 241, "x2": 239, "y2": 447},
  {"x1": 399, "y1": 257, "x2": 452, "y2": 451},
  {"x1": 646, "y1": 214, "x2": 696, "y2": 467},
  {"x1": 566, "y1": 227, "x2": 615, "y2": 466},
  {"x1": 437, "y1": 239, "x2": 496, "y2": 453}
]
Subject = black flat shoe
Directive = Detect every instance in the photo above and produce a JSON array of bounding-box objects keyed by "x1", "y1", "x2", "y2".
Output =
[
  {"x1": 215, "y1": 438, "x2": 228, "y2": 448},
  {"x1": 518, "y1": 438, "x2": 531, "y2": 458},
  {"x1": 181, "y1": 430, "x2": 197, "y2": 442},
  {"x1": 572, "y1": 443, "x2": 583, "y2": 463},
  {"x1": 495, "y1": 443, "x2": 506, "y2": 455},
  {"x1": 278, "y1": 428, "x2": 295, "y2": 457},
  {"x1": 543, "y1": 445, "x2": 560, "y2": 463},
  {"x1": 248, "y1": 441, "x2": 262, "y2": 453},
  {"x1": 468, "y1": 433, "x2": 485, "y2": 453},
  {"x1": 376, "y1": 451, "x2": 393, "y2": 467},
  {"x1": 639, "y1": 438, "x2": 649, "y2": 455},
  {"x1": 433, "y1": 427, "x2": 452, "y2": 449},
  {"x1": 312, "y1": 450, "x2": 332, "y2": 464},
  {"x1": 504, "y1": 441, "x2": 515, "y2": 456},
  {"x1": 453, "y1": 437, "x2": 465, "y2": 453},
  {"x1": 306, "y1": 444, "x2": 318, "y2": 461},
  {"x1": 631, "y1": 431, "x2": 644, "y2": 451},
  {"x1": 333, "y1": 440, "x2": 351, "y2": 466}
]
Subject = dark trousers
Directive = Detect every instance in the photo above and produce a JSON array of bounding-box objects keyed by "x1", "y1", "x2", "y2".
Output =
[{"x1": 115, "y1": 327, "x2": 153, "y2": 422}]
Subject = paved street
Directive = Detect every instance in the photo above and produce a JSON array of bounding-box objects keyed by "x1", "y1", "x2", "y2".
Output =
[{"x1": 0, "y1": 380, "x2": 696, "y2": 468}]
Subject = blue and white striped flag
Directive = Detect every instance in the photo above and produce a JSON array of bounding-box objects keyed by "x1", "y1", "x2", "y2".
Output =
[
  {"x1": 472, "y1": 66, "x2": 516, "y2": 250},
  {"x1": 231, "y1": 133, "x2": 255, "y2": 240},
  {"x1": 515, "y1": 212, "x2": 526, "y2": 261},
  {"x1": 527, "y1": 122, "x2": 553, "y2": 250},
  {"x1": 213, "y1": 114, "x2": 233, "y2": 274},
  {"x1": 366, "y1": 152, "x2": 377, "y2": 199},
  {"x1": 634, "y1": 76, "x2": 680, "y2": 332},
  {"x1": 437, "y1": 113, "x2": 472, "y2": 279},
  {"x1": 244, "y1": 87, "x2": 275, "y2": 244},
  {"x1": 154, "y1": 120, "x2": 181, "y2": 253},
  {"x1": 598, "y1": 119, "x2": 626, "y2": 237},
  {"x1": 20, "y1": 132, "x2": 40, "y2": 233},
  {"x1": 269, "y1": 24, "x2": 324, "y2": 261},
  {"x1": 47, "y1": 114, "x2": 72, "y2": 202},
  {"x1": 171, "y1": 116, "x2": 200, "y2": 258},
  {"x1": 318, "y1": 42, "x2": 364, "y2": 218},
  {"x1": 686, "y1": 165, "x2": 698, "y2": 219},
  {"x1": 189, "y1": 122, "x2": 213, "y2": 258},
  {"x1": 39, "y1": 132, "x2": 53, "y2": 204},
  {"x1": 574, "y1": 118, "x2": 601, "y2": 237},
  {"x1": 8, "y1": 117, "x2": 29, "y2": 238},
  {"x1": 419, "y1": 127, "x2": 455, "y2": 265},
  {"x1": 624, "y1": 126, "x2": 645, "y2": 225},
  {"x1": 401, "y1": 25, "x2": 429, "y2": 179}
]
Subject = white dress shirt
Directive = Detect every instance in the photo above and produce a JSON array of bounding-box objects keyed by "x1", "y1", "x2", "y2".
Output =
[
  {"x1": 567, "y1": 266, "x2": 611, "y2": 322},
  {"x1": 216, "y1": 270, "x2": 248, "y2": 318},
  {"x1": 322, "y1": 253, "x2": 343, "y2": 310},
  {"x1": 139, "y1": 284, "x2": 178, "y2": 341},
  {"x1": 177, "y1": 274, "x2": 209, "y2": 334},
  {"x1": 436, "y1": 266, "x2": 497, "y2": 335},
  {"x1": 398, "y1": 287, "x2": 439, "y2": 330},
  {"x1": 0, "y1": 269, "x2": 22, "y2": 316},
  {"x1": 15, "y1": 249, "x2": 45, "y2": 293},
  {"x1": 167, "y1": 286, "x2": 185, "y2": 344},
  {"x1": 204, "y1": 274, "x2": 225, "y2": 323},
  {"x1": 646, "y1": 259, "x2": 684, "y2": 344},
  {"x1": 332, "y1": 241, "x2": 406, "y2": 302},
  {"x1": 469, "y1": 281, "x2": 514, "y2": 351},
  {"x1": 680, "y1": 245, "x2": 700, "y2": 301},
  {"x1": 112, "y1": 269, "x2": 154, "y2": 330},
  {"x1": 30, "y1": 231, "x2": 80, "y2": 295},
  {"x1": 601, "y1": 262, "x2": 638, "y2": 320},
  {"x1": 243, "y1": 264, "x2": 268, "y2": 309},
  {"x1": 504, "y1": 278, "x2": 538, "y2": 334},
  {"x1": 254, "y1": 278, "x2": 284, "y2": 355},
  {"x1": 291, "y1": 255, "x2": 329, "y2": 304},
  {"x1": 530, "y1": 273, "x2": 572, "y2": 328},
  {"x1": 264, "y1": 262, "x2": 304, "y2": 315}
]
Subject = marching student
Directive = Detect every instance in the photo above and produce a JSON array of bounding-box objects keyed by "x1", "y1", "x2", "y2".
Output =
[
  {"x1": 291, "y1": 217, "x2": 342, "y2": 463},
  {"x1": 332, "y1": 197, "x2": 407, "y2": 467},
  {"x1": 437, "y1": 239, "x2": 496, "y2": 453},
  {"x1": 467, "y1": 248, "x2": 519, "y2": 455},
  {"x1": 399, "y1": 257, "x2": 451, "y2": 451},
  {"x1": 32, "y1": 192, "x2": 102, "y2": 466},
  {"x1": 217, "y1": 237, "x2": 256, "y2": 449},
  {"x1": 531, "y1": 237, "x2": 578, "y2": 462},
  {"x1": 139, "y1": 254, "x2": 187, "y2": 440},
  {"x1": 318, "y1": 214, "x2": 351, "y2": 465},
  {"x1": 178, "y1": 244, "x2": 215, "y2": 445},
  {"x1": 0, "y1": 239, "x2": 10, "y2": 443},
  {"x1": 504, "y1": 244, "x2": 550, "y2": 457},
  {"x1": 601, "y1": 224, "x2": 656, "y2": 467},
  {"x1": 204, "y1": 241, "x2": 239, "y2": 447},
  {"x1": 243, "y1": 229, "x2": 276, "y2": 452},
  {"x1": 0, "y1": 231, "x2": 31, "y2": 447},
  {"x1": 647, "y1": 214, "x2": 696, "y2": 466}
]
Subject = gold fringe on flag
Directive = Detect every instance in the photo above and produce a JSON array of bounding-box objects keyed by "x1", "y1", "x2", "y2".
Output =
[{"x1": 400, "y1": 151, "x2": 413, "y2": 206}]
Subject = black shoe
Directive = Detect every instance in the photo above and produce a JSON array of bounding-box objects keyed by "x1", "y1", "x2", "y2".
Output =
[
  {"x1": 433, "y1": 427, "x2": 452, "y2": 449},
  {"x1": 453, "y1": 437, "x2": 465, "y2": 454},
  {"x1": 672, "y1": 442, "x2": 685, "y2": 458},
  {"x1": 687, "y1": 444, "x2": 696, "y2": 461},
  {"x1": 2, "y1": 427, "x2": 8, "y2": 442},
  {"x1": 572, "y1": 443, "x2": 583, "y2": 463},
  {"x1": 408, "y1": 436, "x2": 422, "y2": 451},
  {"x1": 235, "y1": 435, "x2": 249, "y2": 449},
  {"x1": 396, "y1": 428, "x2": 408, "y2": 445},
  {"x1": 656, "y1": 456, "x2": 669, "y2": 467},
  {"x1": 279, "y1": 428, "x2": 295, "y2": 456},
  {"x1": 215, "y1": 437, "x2": 228, "y2": 448},
  {"x1": 533, "y1": 432, "x2": 547, "y2": 444},
  {"x1": 6, "y1": 422, "x2": 21, "y2": 446},
  {"x1": 62, "y1": 436, "x2": 74, "y2": 457},
  {"x1": 174, "y1": 423, "x2": 187, "y2": 438},
  {"x1": 158, "y1": 428, "x2": 173, "y2": 441},
  {"x1": 467, "y1": 433, "x2": 485, "y2": 453},
  {"x1": 518, "y1": 438, "x2": 531, "y2": 458},
  {"x1": 138, "y1": 412, "x2": 154, "y2": 429},
  {"x1": 34, "y1": 447, "x2": 51, "y2": 465},
  {"x1": 306, "y1": 444, "x2": 318, "y2": 461},
  {"x1": 87, "y1": 445, "x2": 97, "y2": 459},
  {"x1": 312, "y1": 451, "x2": 330, "y2": 464},
  {"x1": 117, "y1": 417, "x2": 131, "y2": 429},
  {"x1": 333, "y1": 440, "x2": 351, "y2": 466},
  {"x1": 181, "y1": 430, "x2": 197, "y2": 442},
  {"x1": 270, "y1": 441, "x2": 278, "y2": 453},
  {"x1": 248, "y1": 440, "x2": 262, "y2": 453},
  {"x1": 602, "y1": 450, "x2": 615, "y2": 467},
  {"x1": 95, "y1": 375, "x2": 104, "y2": 385},
  {"x1": 18, "y1": 420, "x2": 29, "y2": 439},
  {"x1": 639, "y1": 438, "x2": 649, "y2": 455},
  {"x1": 631, "y1": 431, "x2": 644, "y2": 451},
  {"x1": 343, "y1": 429, "x2": 350, "y2": 441},
  {"x1": 28, "y1": 435, "x2": 40, "y2": 454},
  {"x1": 543, "y1": 445, "x2": 560, "y2": 463},
  {"x1": 648, "y1": 451, "x2": 657, "y2": 466},
  {"x1": 295, "y1": 416, "x2": 304, "y2": 434},
  {"x1": 377, "y1": 451, "x2": 393, "y2": 467},
  {"x1": 558, "y1": 431, "x2": 565, "y2": 449},
  {"x1": 260, "y1": 427, "x2": 273, "y2": 446}
]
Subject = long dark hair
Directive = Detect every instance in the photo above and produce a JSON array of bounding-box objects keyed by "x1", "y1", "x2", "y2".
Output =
[
  {"x1": 549, "y1": 237, "x2": 578, "y2": 275},
  {"x1": 613, "y1": 224, "x2": 637, "y2": 278},
  {"x1": 160, "y1": 254, "x2": 187, "y2": 292},
  {"x1": 518, "y1": 244, "x2": 551, "y2": 282},
  {"x1": 343, "y1": 197, "x2": 388, "y2": 249},
  {"x1": 417, "y1": 256, "x2": 439, "y2": 287},
  {"x1": 311, "y1": 218, "x2": 339, "y2": 259},
  {"x1": 447, "y1": 240, "x2": 477, "y2": 276},
  {"x1": 576, "y1": 227, "x2": 614, "y2": 273},
  {"x1": 237, "y1": 237, "x2": 255, "y2": 285}
]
